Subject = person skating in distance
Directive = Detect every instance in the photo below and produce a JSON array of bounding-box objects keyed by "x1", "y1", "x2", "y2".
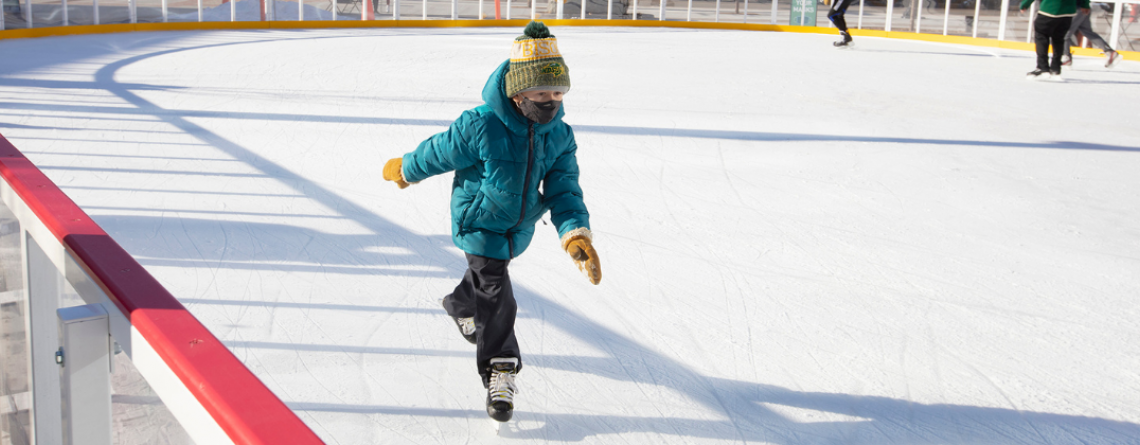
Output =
[
  {"x1": 381, "y1": 21, "x2": 601, "y2": 423},
  {"x1": 1022, "y1": 0, "x2": 1090, "y2": 80},
  {"x1": 828, "y1": 0, "x2": 858, "y2": 47},
  {"x1": 1060, "y1": 5, "x2": 1121, "y2": 68}
]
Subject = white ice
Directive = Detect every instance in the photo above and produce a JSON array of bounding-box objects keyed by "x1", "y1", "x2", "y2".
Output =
[{"x1": 1, "y1": 27, "x2": 1139, "y2": 444}]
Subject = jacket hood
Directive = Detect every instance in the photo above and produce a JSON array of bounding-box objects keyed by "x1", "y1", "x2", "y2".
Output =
[{"x1": 482, "y1": 59, "x2": 567, "y2": 135}]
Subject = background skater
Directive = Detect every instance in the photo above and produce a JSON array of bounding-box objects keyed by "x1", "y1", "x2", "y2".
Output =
[
  {"x1": 1060, "y1": 5, "x2": 1121, "y2": 68},
  {"x1": 828, "y1": 0, "x2": 858, "y2": 47},
  {"x1": 1022, "y1": 0, "x2": 1090, "y2": 79}
]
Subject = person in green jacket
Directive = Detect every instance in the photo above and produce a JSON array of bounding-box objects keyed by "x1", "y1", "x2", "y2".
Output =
[
  {"x1": 381, "y1": 21, "x2": 601, "y2": 423},
  {"x1": 1022, "y1": 0, "x2": 1091, "y2": 79}
]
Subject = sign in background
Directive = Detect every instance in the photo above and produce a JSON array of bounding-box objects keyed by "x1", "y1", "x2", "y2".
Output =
[{"x1": 792, "y1": 0, "x2": 818, "y2": 26}]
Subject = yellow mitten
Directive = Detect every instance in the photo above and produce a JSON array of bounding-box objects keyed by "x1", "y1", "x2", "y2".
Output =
[
  {"x1": 382, "y1": 157, "x2": 410, "y2": 189},
  {"x1": 561, "y1": 228, "x2": 601, "y2": 285}
]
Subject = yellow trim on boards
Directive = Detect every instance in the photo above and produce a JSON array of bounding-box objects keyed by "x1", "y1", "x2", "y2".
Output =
[{"x1": 0, "y1": 18, "x2": 1135, "y2": 61}]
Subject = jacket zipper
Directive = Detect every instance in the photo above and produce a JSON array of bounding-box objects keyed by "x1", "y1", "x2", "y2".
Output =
[{"x1": 509, "y1": 122, "x2": 537, "y2": 258}]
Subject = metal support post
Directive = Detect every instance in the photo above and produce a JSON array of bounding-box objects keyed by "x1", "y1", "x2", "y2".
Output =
[
  {"x1": 557, "y1": 0, "x2": 563, "y2": 18},
  {"x1": 23, "y1": 0, "x2": 31, "y2": 28},
  {"x1": 915, "y1": 0, "x2": 922, "y2": 33},
  {"x1": 660, "y1": 0, "x2": 666, "y2": 20},
  {"x1": 451, "y1": 0, "x2": 456, "y2": 18},
  {"x1": 742, "y1": 0, "x2": 748, "y2": 23},
  {"x1": 129, "y1": 0, "x2": 136, "y2": 23},
  {"x1": 1030, "y1": 2, "x2": 1039, "y2": 42},
  {"x1": 770, "y1": 0, "x2": 776, "y2": 24},
  {"x1": 162, "y1": 0, "x2": 168, "y2": 22},
  {"x1": 506, "y1": 0, "x2": 510, "y2": 19},
  {"x1": 997, "y1": 0, "x2": 1009, "y2": 40},
  {"x1": 885, "y1": 0, "x2": 893, "y2": 31},
  {"x1": 942, "y1": 0, "x2": 949, "y2": 35},
  {"x1": 27, "y1": 236, "x2": 63, "y2": 445},
  {"x1": 858, "y1": 0, "x2": 864, "y2": 28},
  {"x1": 611, "y1": 0, "x2": 615, "y2": 19},
  {"x1": 57, "y1": 304, "x2": 112, "y2": 445},
  {"x1": 715, "y1": 0, "x2": 719, "y2": 21},
  {"x1": 1109, "y1": 1, "x2": 1122, "y2": 50},
  {"x1": 197, "y1": 0, "x2": 202, "y2": 21},
  {"x1": 421, "y1": 0, "x2": 426, "y2": 19},
  {"x1": 971, "y1": 0, "x2": 980, "y2": 37},
  {"x1": 633, "y1": 0, "x2": 637, "y2": 19}
]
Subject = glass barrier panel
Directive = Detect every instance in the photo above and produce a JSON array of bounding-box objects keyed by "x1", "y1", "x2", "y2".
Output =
[
  {"x1": 30, "y1": 0, "x2": 64, "y2": 27},
  {"x1": 938, "y1": 0, "x2": 978, "y2": 36},
  {"x1": 96, "y1": 0, "x2": 131, "y2": 24},
  {"x1": 1117, "y1": 2, "x2": 1139, "y2": 51},
  {"x1": 166, "y1": 0, "x2": 201, "y2": 22},
  {"x1": 2, "y1": 0, "x2": 31, "y2": 29},
  {"x1": 198, "y1": 0, "x2": 227, "y2": 21},
  {"x1": 110, "y1": 340, "x2": 195, "y2": 445},
  {"x1": 0, "y1": 200, "x2": 29, "y2": 445},
  {"x1": 854, "y1": 0, "x2": 888, "y2": 31},
  {"x1": 135, "y1": 0, "x2": 161, "y2": 21},
  {"x1": 295, "y1": 0, "x2": 338, "y2": 20},
  {"x1": 967, "y1": 0, "x2": 999, "y2": 38}
]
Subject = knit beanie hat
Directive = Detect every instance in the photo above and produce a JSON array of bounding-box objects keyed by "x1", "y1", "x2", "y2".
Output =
[{"x1": 505, "y1": 21, "x2": 571, "y2": 99}]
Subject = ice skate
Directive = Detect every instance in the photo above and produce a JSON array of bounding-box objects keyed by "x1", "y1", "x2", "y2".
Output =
[
  {"x1": 1105, "y1": 50, "x2": 1121, "y2": 68},
  {"x1": 485, "y1": 357, "x2": 518, "y2": 423},
  {"x1": 1060, "y1": 55, "x2": 1072, "y2": 66},
  {"x1": 442, "y1": 299, "x2": 476, "y2": 344},
  {"x1": 1026, "y1": 68, "x2": 1048, "y2": 80},
  {"x1": 833, "y1": 31, "x2": 853, "y2": 48}
]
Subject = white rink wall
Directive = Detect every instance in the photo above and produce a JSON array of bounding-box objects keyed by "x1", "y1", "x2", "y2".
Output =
[{"x1": 1, "y1": 27, "x2": 1139, "y2": 444}]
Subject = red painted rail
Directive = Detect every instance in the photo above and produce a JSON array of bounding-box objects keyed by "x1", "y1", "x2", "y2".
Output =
[{"x1": 0, "y1": 132, "x2": 324, "y2": 445}]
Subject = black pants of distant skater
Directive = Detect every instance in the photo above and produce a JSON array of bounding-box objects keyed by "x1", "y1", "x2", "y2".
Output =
[
  {"x1": 441, "y1": 253, "x2": 522, "y2": 385},
  {"x1": 1034, "y1": 14, "x2": 1073, "y2": 71},
  {"x1": 828, "y1": 0, "x2": 858, "y2": 33}
]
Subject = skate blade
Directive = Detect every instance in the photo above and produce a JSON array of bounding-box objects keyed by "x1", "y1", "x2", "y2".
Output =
[{"x1": 490, "y1": 417, "x2": 509, "y2": 435}]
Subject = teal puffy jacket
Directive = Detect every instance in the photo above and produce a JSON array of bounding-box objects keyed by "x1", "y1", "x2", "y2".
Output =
[{"x1": 401, "y1": 60, "x2": 590, "y2": 260}]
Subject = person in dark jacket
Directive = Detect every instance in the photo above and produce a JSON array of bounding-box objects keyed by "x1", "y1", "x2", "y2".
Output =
[
  {"x1": 1022, "y1": 0, "x2": 1091, "y2": 79},
  {"x1": 827, "y1": 0, "x2": 858, "y2": 47},
  {"x1": 381, "y1": 21, "x2": 601, "y2": 423},
  {"x1": 1060, "y1": 6, "x2": 1121, "y2": 68}
]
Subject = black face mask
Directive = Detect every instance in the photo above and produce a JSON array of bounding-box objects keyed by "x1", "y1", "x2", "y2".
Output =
[{"x1": 516, "y1": 97, "x2": 562, "y2": 124}]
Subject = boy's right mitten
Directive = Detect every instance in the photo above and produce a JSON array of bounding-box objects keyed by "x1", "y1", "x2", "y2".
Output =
[{"x1": 383, "y1": 157, "x2": 410, "y2": 189}]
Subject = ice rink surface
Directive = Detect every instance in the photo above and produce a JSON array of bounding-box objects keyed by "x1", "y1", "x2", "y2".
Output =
[{"x1": 2, "y1": 26, "x2": 1139, "y2": 444}]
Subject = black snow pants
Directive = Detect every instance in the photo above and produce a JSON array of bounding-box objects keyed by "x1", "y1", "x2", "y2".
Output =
[
  {"x1": 441, "y1": 253, "x2": 521, "y2": 386},
  {"x1": 1034, "y1": 14, "x2": 1073, "y2": 71},
  {"x1": 828, "y1": 0, "x2": 858, "y2": 33}
]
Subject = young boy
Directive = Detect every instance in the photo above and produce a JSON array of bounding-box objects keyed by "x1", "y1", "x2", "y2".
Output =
[
  {"x1": 381, "y1": 21, "x2": 601, "y2": 423},
  {"x1": 1022, "y1": 0, "x2": 1090, "y2": 80}
]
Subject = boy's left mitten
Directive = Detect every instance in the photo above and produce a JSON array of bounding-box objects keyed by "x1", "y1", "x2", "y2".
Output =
[
  {"x1": 383, "y1": 157, "x2": 410, "y2": 189},
  {"x1": 561, "y1": 228, "x2": 601, "y2": 285}
]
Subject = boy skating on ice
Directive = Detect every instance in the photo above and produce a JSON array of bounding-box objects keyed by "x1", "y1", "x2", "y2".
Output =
[
  {"x1": 1022, "y1": 0, "x2": 1090, "y2": 80},
  {"x1": 828, "y1": 0, "x2": 857, "y2": 47},
  {"x1": 381, "y1": 21, "x2": 601, "y2": 423}
]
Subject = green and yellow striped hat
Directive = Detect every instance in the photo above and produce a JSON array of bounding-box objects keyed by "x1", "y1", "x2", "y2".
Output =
[{"x1": 505, "y1": 22, "x2": 571, "y2": 99}]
